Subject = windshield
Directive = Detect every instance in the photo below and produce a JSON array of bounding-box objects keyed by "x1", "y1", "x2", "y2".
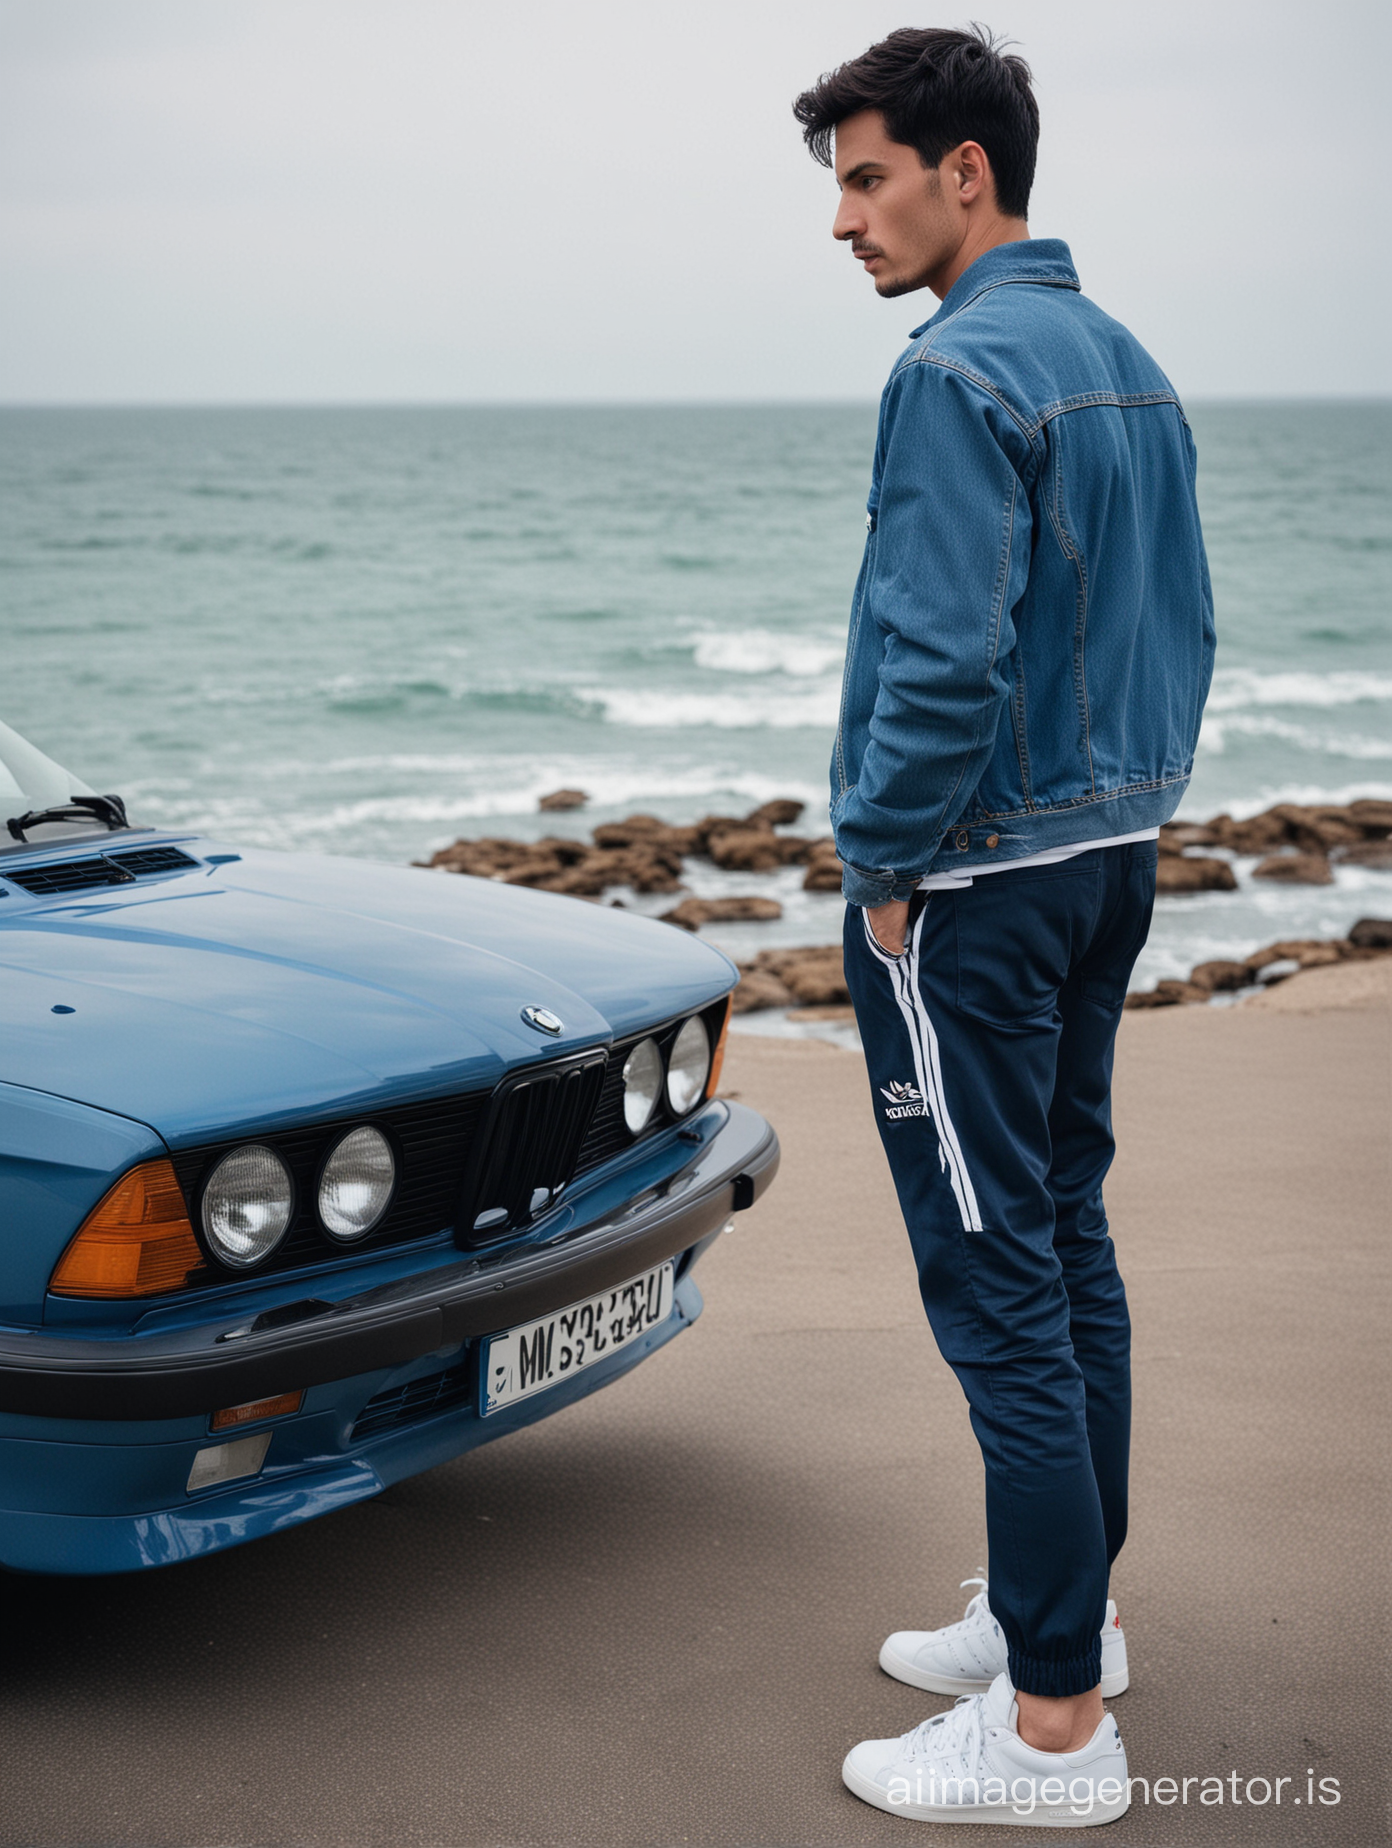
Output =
[{"x1": 0, "y1": 718, "x2": 112, "y2": 846}]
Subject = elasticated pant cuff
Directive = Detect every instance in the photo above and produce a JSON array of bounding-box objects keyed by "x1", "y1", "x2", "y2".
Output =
[{"x1": 1007, "y1": 1641, "x2": 1104, "y2": 1699}]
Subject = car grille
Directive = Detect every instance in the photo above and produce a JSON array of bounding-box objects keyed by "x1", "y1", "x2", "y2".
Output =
[
  {"x1": 460, "y1": 1050, "x2": 609, "y2": 1245},
  {"x1": 6, "y1": 846, "x2": 200, "y2": 895},
  {"x1": 167, "y1": 995, "x2": 731, "y2": 1285},
  {"x1": 350, "y1": 1350, "x2": 474, "y2": 1440}
]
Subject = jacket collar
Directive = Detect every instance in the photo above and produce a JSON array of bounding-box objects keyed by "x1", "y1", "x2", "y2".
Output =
[{"x1": 909, "y1": 238, "x2": 1079, "y2": 337}]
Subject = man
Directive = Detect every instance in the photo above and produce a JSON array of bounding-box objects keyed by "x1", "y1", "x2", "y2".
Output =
[{"x1": 792, "y1": 26, "x2": 1213, "y2": 1828}]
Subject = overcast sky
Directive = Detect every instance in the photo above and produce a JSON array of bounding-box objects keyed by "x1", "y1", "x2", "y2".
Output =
[{"x1": 1, "y1": 0, "x2": 1387, "y2": 403}]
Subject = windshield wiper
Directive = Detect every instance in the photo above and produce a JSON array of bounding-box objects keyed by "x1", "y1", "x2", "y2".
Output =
[{"x1": 6, "y1": 793, "x2": 129, "y2": 842}]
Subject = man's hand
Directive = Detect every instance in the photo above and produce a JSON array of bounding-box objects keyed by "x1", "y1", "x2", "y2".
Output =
[{"x1": 866, "y1": 897, "x2": 911, "y2": 956}]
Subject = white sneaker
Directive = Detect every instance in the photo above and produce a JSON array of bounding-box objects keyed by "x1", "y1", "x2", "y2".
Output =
[
  {"x1": 842, "y1": 1672, "x2": 1130, "y2": 1827},
  {"x1": 880, "y1": 1577, "x2": 1130, "y2": 1698}
]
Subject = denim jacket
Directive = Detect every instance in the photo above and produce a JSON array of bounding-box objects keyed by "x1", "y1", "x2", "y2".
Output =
[{"x1": 831, "y1": 239, "x2": 1215, "y2": 905}]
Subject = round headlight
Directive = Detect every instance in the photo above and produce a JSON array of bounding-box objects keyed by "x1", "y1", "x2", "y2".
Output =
[
  {"x1": 319, "y1": 1125, "x2": 396, "y2": 1242},
  {"x1": 201, "y1": 1144, "x2": 293, "y2": 1269},
  {"x1": 666, "y1": 1015, "x2": 711, "y2": 1115},
  {"x1": 622, "y1": 1037, "x2": 663, "y2": 1134}
]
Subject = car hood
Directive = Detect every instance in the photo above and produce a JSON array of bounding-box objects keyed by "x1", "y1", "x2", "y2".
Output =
[{"x1": 0, "y1": 844, "x2": 736, "y2": 1147}]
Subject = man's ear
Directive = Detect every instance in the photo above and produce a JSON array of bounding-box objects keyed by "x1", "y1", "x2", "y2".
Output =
[{"x1": 952, "y1": 140, "x2": 993, "y2": 208}]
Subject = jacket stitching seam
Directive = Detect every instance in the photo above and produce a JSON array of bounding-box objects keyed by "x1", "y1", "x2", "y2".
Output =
[
  {"x1": 959, "y1": 772, "x2": 1192, "y2": 824},
  {"x1": 918, "y1": 475, "x2": 1018, "y2": 858},
  {"x1": 1036, "y1": 390, "x2": 1181, "y2": 423},
  {"x1": 1009, "y1": 649, "x2": 1034, "y2": 810},
  {"x1": 1047, "y1": 436, "x2": 1097, "y2": 796},
  {"x1": 892, "y1": 351, "x2": 1036, "y2": 444},
  {"x1": 834, "y1": 536, "x2": 875, "y2": 797}
]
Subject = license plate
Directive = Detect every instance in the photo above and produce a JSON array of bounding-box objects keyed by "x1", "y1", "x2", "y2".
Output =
[{"x1": 481, "y1": 1261, "x2": 675, "y2": 1415}]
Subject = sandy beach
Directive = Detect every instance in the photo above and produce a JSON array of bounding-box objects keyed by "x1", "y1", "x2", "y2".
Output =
[{"x1": 0, "y1": 965, "x2": 1384, "y2": 1845}]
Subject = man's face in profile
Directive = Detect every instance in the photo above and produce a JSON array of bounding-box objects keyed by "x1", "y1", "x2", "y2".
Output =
[{"x1": 831, "y1": 110, "x2": 957, "y2": 299}]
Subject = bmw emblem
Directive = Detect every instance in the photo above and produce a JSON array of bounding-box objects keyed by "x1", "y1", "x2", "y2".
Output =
[{"x1": 521, "y1": 1004, "x2": 564, "y2": 1036}]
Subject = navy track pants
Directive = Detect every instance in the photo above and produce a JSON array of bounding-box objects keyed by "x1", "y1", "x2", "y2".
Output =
[{"x1": 843, "y1": 841, "x2": 1157, "y2": 1698}]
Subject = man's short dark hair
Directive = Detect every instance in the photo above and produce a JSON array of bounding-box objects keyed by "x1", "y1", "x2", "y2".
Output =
[{"x1": 792, "y1": 25, "x2": 1039, "y2": 220}]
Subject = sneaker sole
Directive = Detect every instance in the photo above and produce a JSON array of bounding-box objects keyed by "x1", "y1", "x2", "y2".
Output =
[
  {"x1": 842, "y1": 1755, "x2": 1131, "y2": 1827},
  {"x1": 878, "y1": 1640, "x2": 1130, "y2": 1700}
]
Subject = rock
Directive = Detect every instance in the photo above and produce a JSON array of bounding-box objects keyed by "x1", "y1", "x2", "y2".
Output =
[
  {"x1": 537, "y1": 788, "x2": 587, "y2": 811},
  {"x1": 801, "y1": 840, "x2": 844, "y2": 892},
  {"x1": 785, "y1": 1005, "x2": 858, "y2": 1024},
  {"x1": 1349, "y1": 917, "x2": 1392, "y2": 950},
  {"x1": 743, "y1": 945, "x2": 850, "y2": 1006},
  {"x1": 660, "y1": 896, "x2": 783, "y2": 930},
  {"x1": 435, "y1": 834, "x2": 685, "y2": 897},
  {"x1": 1251, "y1": 852, "x2": 1334, "y2": 885},
  {"x1": 743, "y1": 799, "x2": 806, "y2": 829},
  {"x1": 730, "y1": 969, "x2": 795, "y2": 1014},
  {"x1": 1244, "y1": 939, "x2": 1348, "y2": 971},
  {"x1": 423, "y1": 836, "x2": 541, "y2": 877},
  {"x1": 692, "y1": 814, "x2": 746, "y2": 845},
  {"x1": 1334, "y1": 840, "x2": 1392, "y2": 869},
  {"x1": 533, "y1": 836, "x2": 593, "y2": 864},
  {"x1": 1156, "y1": 980, "x2": 1210, "y2": 1004},
  {"x1": 591, "y1": 815, "x2": 704, "y2": 854},
  {"x1": 1348, "y1": 800, "x2": 1392, "y2": 834},
  {"x1": 1124, "y1": 980, "x2": 1208, "y2": 1009},
  {"x1": 802, "y1": 861, "x2": 844, "y2": 893},
  {"x1": 603, "y1": 845, "x2": 685, "y2": 893},
  {"x1": 1267, "y1": 804, "x2": 1364, "y2": 851},
  {"x1": 1210, "y1": 810, "x2": 1291, "y2": 854},
  {"x1": 1188, "y1": 959, "x2": 1253, "y2": 993},
  {"x1": 1153, "y1": 854, "x2": 1238, "y2": 894},
  {"x1": 705, "y1": 828, "x2": 785, "y2": 872}
]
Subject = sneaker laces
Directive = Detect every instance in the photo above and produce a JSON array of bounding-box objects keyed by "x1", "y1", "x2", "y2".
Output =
[
  {"x1": 955, "y1": 1573, "x2": 991, "y2": 1630},
  {"x1": 903, "y1": 1692, "x2": 989, "y2": 1774}
]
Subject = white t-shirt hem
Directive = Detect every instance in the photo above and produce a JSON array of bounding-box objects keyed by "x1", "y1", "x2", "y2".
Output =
[{"x1": 916, "y1": 827, "x2": 1160, "y2": 892}]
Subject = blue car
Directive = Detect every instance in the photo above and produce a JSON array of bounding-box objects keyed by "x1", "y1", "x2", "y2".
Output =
[{"x1": 0, "y1": 720, "x2": 778, "y2": 1575}]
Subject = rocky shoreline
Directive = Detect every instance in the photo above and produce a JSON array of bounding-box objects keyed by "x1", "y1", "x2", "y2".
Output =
[{"x1": 417, "y1": 795, "x2": 1392, "y2": 1014}]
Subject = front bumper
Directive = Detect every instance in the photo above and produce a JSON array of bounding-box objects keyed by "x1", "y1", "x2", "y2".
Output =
[
  {"x1": 0, "y1": 1102, "x2": 778, "y2": 1422},
  {"x1": 0, "y1": 1102, "x2": 777, "y2": 1573}
]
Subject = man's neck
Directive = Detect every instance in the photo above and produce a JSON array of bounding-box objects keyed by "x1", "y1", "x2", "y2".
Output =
[{"x1": 927, "y1": 219, "x2": 1030, "y2": 301}]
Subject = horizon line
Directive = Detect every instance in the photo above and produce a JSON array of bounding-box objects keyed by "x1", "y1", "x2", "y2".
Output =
[{"x1": 2, "y1": 392, "x2": 1389, "y2": 412}]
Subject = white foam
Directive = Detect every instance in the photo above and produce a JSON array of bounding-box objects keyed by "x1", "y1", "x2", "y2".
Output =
[
  {"x1": 1179, "y1": 779, "x2": 1392, "y2": 821},
  {"x1": 1198, "y1": 713, "x2": 1392, "y2": 760},
  {"x1": 690, "y1": 629, "x2": 844, "y2": 678},
  {"x1": 577, "y1": 684, "x2": 840, "y2": 730},
  {"x1": 1205, "y1": 668, "x2": 1392, "y2": 713},
  {"x1": 133, "y1": 758, "x2": 830, "y2": 851}
]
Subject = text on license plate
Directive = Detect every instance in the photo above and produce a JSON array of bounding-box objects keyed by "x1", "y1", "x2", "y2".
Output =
[{"x1": 481, "y1": 1261, "x2": 675, "y2": 1415}]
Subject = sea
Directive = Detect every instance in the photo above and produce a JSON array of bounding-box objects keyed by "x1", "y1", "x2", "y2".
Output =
[{"x1": 3, "y1": 402, "x2": 1389, "y2": 1035}]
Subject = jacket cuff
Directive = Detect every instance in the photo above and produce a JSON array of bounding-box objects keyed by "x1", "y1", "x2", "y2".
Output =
[{"x1": 839, "y1": 860, "x2": 922, "y2": 906}]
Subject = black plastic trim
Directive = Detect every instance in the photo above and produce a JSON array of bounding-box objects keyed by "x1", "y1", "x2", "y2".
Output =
[{"x1": 3, "y1": 1103, "x2": 778, "y2": 1421}]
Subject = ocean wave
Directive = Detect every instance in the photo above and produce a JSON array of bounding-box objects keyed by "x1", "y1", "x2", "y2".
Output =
[
  {"x1": 690, "y1": 629, "x2": 844, "y2": 678},
  {"x1": 132, "y1": 759, "x2": 829, "y2": 843},
  {"x1": 1205, "y1": 668, "x2": 1392, "y2": 712},
  {"x1": 1198, "y1": 712, "x2": 1392, "y2": 760},
  {"x1": 1178, "y1": 780, "x2": 1392, "y2": 821},
  {"x1": 577, "y1": 683, "x2": 840, "y2": 730}
]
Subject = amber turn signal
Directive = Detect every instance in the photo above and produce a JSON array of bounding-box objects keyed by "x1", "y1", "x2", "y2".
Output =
[
  {"x1": 705, "y1": 997, "x2": 732, "y2": 1100},
  {"x1": 50, "y1": 1160, "x2": 206, "y2": 1298},
  {"x1": 210, "y1": 1390, "x2": 303, "y2": 1431}
]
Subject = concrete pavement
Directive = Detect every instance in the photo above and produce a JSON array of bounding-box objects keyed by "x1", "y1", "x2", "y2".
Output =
[{"x1": 2, "y1": 978, "x2": 1387, "y2": 1845}]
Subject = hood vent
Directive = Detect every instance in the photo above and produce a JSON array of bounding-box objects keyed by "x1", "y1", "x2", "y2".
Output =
[{"x1": 5, "y1": 846, "x2": 200, "y2": 897}]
